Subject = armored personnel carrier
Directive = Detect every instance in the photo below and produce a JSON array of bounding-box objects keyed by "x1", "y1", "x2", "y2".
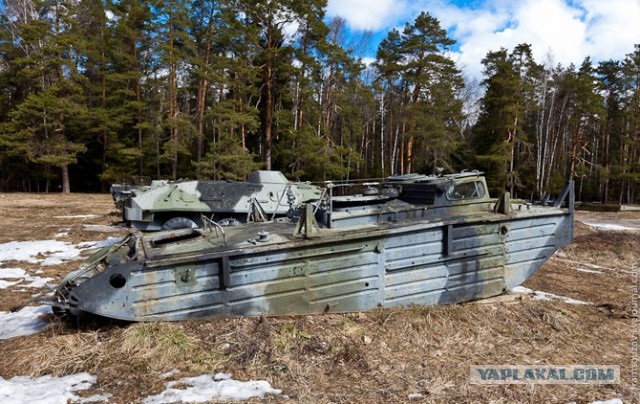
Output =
[
  {"x1": 40, "y1": 171, "x2": 574, "y2": 321},
  {"x1": 121, "y1": 171, "x2": 322, "y2": 231}
]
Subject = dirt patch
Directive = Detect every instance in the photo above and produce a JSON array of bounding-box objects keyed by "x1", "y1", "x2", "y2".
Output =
[{"x1": 0, "y1": 193, "x2": 637, "y2": 403}]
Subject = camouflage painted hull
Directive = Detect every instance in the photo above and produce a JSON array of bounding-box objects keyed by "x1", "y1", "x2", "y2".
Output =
[
  {"x1": 51, "y1": 201, "x2": 573, "y2": 321},
  {"x1": 121, "y1": 171, "x2": 322, "y2": 231}
]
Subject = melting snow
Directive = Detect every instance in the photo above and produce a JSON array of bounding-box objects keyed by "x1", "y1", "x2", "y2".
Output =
[
  {"x1": 0, "y1": 306, "x2": 52, "y2": 340},
  {"x1": 583, "y1": 222, "x2": 639, "y2": 232},
  {"x1": 0, "y1": 373, "x2": 110, "y2": 404},
  {"x1": 159, "y1": 369, "x2": 181, "y2": 379},
  {"x1": 0, "y1": 267, "x2": 53, "y2": 290},
  {"x1": 0, "y1": 237, "x2": 123, "y2": 267},
  {"x1": 0, "y1": 240, "x2": 85, "y2": 266},
  {"x1": 512, "y1": 286, "x2": 589, "y2": 305},
  {"x1": 590, "y1": 400, "x2": 623, "y2": 404},
  {"x1": 143, "y1": 373, "x2": 282, "y2": 403},
  {"x1": 83, "y1": 237, "x2": 122, "y2": 249},
  {"x1": 0, "y1": 279, "x2": 19, "y2": 289},
  {"x1": 53, "y1": 214, "x2": 102, "y2": 219},
  {"x1": 0, "y1": 280, "x2": 19, "y2": 289},
  {"x1": 556, "y1": 258, "x2": 635, "y2": 274},
  {"x1": 555, "y1": 259, "x2": 612, "y2": 271},
  {"x1": 572, "y1": 267, "x2": 604, "y2": 275}
]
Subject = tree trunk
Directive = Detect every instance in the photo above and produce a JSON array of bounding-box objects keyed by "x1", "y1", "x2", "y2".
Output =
[
  {"x1": 265, "y1": 75, "x2": 273, "y2": 170},
  {"x1": 379, "y1": 93, "x2": 385, "y2": 176},
  {"x1": 509, "y1": 121, "x2": 516, "y2": 196},
  {"x1": 325, "y1": 62, "x2": 334, "y2": 136},
  {"x1": 132, "y1": 29, "x2": 144, "y2": 176},
  {"x1": 264, "y1": 26, "x2": 274, "y2": 170},
  {"x1": 169, "y1": 9, "x2": 179, "y2": 179},
  {"x1": 400, "y1": 120, "x2": 406, "y2": 174},
  {"x1": 406, "y1": 83, "x2": 422, "y2": 173},
  {"x1": 100, "y1": 13, "x2": 108, "y2": 191},
  {"x1": 195, "y1": 10, "x2": 213, "y2": 179},
  {"x1": 61, "y1": 164, "x2": 70, "y2": 193}
]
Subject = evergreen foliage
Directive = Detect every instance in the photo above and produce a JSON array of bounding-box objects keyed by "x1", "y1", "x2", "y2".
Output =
[{"x1": 0, "y1": 0, "x2": 638, "y2": 203}]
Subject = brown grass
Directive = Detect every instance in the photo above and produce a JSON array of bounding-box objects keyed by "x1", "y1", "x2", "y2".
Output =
[{"x1": 0, "y1": 193, "x2": 637, "y2": 403}]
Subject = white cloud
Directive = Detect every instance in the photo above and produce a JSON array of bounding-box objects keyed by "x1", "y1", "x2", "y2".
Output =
[
  {"x1": 326, "y1": 0, "x2": 409, "y2": 31},
  {"x1": 327, "y1": 0, "x2": 640, "y2": 81},
  {"x1": 282, "y1": 20, "x2": 300, "y2": 42},
  {"x1": 452, "y1": 0, "x2": 589, "y2": 78},
  {"x1": 361, "y1": 56, "x2": 376, "y2": 66},
  {"x1": 510, "y1": 0, "x2": 587, "y2": 62},
  {"x1": 582, "y1": 0, "x2": 640, "y2": 60}
]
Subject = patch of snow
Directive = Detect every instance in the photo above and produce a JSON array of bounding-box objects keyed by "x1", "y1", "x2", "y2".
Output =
[
  {"x1": 583, "y1": 222, "x2": 639, "y2": 232},
  {"x1": 0, "y1": 238, "x2": 121, "y2": 267},
  {"x1": 555, "y1": 258, "x2": 634, "y2": 274},
  {"x1": 0, "y1": 306, "x2": 52, "y2": 340},
  {"x1": 555, "y1": 259, "x2": 611, "y2": 270},
  {"x1": 572, "y1": 267, "x2": 604, "y2": 275},
  {"x1": 53, "y1": 214, "x2": 101, "y2": 219},
  {"x1": 53, "y1": 232, "x2": 68, "y2": 238},
  {"x1": 0, "y1": 279, "x2": 19, "y2": 289},
  {"x1": 408, "y1": 393, "x2": 424, "y2": 399},
  {"x1": 0, "y1": 373, "x2": 110, "y2": 404},
  {"x1": 22, "y1": 276, "x2": 54, "y2": 288},
  {"x1": 0, "y1": 268, "x2": 29, "y2": 278},
  {"x1": 590, "y1": 400, "x2": 623, "y2": 404},
  {"x1": 512, "y1": 286, "x2": 589, "y2": 305},
  {"x1": 159, "y1": 369, "x2": 180, "y2": 379},
  {"x1": 0, "y1": 267, "x2": 54, "y2": 290},
  {"x1": 0, "y1": 240, "x2": 83, "y2": 266},
  {"x1": 213, "y1": 372, "x2": 231, "y2": 380},
  {"x1": 76, "y1": 393, "x2": 112, "y2": 403},
  {"x1": 142, "y1": 373, "x2": 282, "y2": 404},
  {"x1": 81, "y1": 237, "x2": 122, "y2": 249}
]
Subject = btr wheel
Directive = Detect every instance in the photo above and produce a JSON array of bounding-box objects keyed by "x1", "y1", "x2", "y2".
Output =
[{"x1": 161, "y1": 217, "x2": 198, "y2": 230}]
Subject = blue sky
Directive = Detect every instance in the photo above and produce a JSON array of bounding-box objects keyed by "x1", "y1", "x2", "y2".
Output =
[{"x1": 325, "y1": 0, "x2": 640, "y2": 81}]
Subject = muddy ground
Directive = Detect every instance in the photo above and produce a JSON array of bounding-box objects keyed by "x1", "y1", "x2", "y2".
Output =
[{"x1": 0, "y1": 193, "x2": 637, "y2": 403}]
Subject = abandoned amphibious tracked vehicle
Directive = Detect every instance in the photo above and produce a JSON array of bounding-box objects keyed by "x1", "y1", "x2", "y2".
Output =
[
  {"x1": 43, "y1": 171, "x2": 574, "y2": 321},
  {"x1": 120, "y1": 171, "x2": 322, "y2": 231}
]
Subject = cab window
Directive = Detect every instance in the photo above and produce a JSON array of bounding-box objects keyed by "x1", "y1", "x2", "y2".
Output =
[{"x1": 447, "y1": 181, "x2": 485, "y2": 200}]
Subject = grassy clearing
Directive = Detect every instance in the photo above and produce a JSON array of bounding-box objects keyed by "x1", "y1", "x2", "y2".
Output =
[
  {"x1": 0, "y1": 194, "x2": 636, "y2": 402},
  {"x1": 0, "y1": 288, "x2": 632, "y2": 402}
]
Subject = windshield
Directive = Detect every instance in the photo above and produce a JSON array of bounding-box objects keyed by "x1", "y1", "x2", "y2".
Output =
[{"x1": 447, "y1": 181, "x2": 485, "y2": 200}]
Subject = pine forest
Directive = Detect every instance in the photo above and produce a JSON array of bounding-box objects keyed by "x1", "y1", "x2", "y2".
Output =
[{"x1": 1, "y1": 0, "x2": 639, "y2": 205}]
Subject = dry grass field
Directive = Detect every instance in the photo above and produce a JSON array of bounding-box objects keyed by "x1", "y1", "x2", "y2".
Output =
[{"x1": 0, "y1": 193, "x2": 637, "y2": 403}]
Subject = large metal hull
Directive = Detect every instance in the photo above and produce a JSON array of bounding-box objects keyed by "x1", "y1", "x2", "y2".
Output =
[{"x1": 67, "y1": 208, "x2": 572, "y2": 321}]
